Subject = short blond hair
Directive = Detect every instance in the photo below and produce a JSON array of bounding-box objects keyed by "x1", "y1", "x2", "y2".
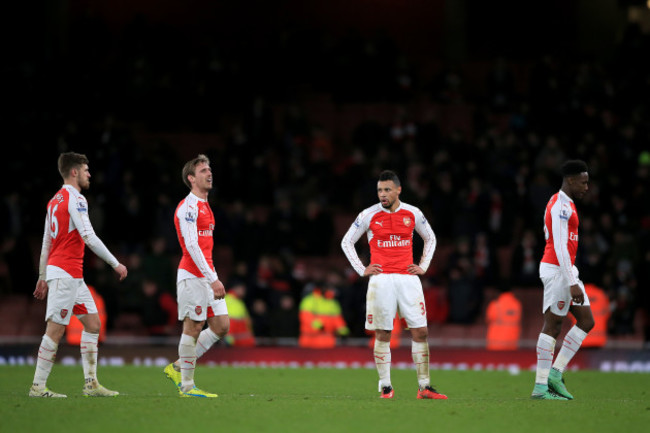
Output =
[{"x1": 182, "y1": 154, "x2": 210, "y2": 189}]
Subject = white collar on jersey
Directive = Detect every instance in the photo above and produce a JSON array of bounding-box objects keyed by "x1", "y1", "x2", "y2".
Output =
[
  {"x1": 378, "y1": 201, "x2": 403, "y2": 213},
  {"x1": 62, "y1": 184, "x2": 81, "y2": 195},
  {"x1": 188, "y1": 192, "x2": 208, "y2": 202},
  {"x1": 558, "y1": 190, "x2": 574, "y2": 203}
]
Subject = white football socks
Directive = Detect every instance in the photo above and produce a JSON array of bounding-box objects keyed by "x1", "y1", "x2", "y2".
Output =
[
  {"x1": 374, "y1": 339, "x2": 392, "y2": 389},
  {"x1": 80, "y1": 331, "x2": 99, "y2": 384},
  {"x1": 173, "y1": 328, "x2": 220, "y2": 373},
  {"x1": 534, "y1": 333, "x2": 556, "y2": 385},
  {"x1": 412, "y1": 340, "x2": 431, "y2": 389},
  {"x1": 195, "y1": 328, "x2": 220, "y2": 359},
  {"x1": 33, "y1": 334, "x2": 58, "y2": 389},
  {"x1": 553, "y1": 326, "x2": 588, "y2": 373},
  {"x1": 179, "y1": 334, "x2": 197, "y2": 391}
]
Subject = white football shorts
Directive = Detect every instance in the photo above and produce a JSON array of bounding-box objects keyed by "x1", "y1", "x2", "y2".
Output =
[
  {"x1": 177, "y1": 278, "x2": 228, "y2": 321},
  {"x1": 45, "y1": 278, "x2": 98, "y2": 325},
  {"x1": 365, "y1": 273, "x2": 427, "y2": 330},
  {"x1": 540, "y1": 263, "x2": 590, "y2": 316}
]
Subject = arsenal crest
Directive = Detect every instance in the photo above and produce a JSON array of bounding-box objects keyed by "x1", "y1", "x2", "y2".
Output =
[
  {"x1": 403, "y1": 217, "x2": 412, "y2": 226},
  {"x1": 367, "y1": 314, "x2": 373, "y2": 324},
  {"x1": 557, "y1": 301, "x2": 566, "y2": 310},
  {"x1": 60, "y1": 309, "x2": 68, "y2": 318},
  {"x1": 195, "y1": 306, "x2": 202, "y2": 315}
]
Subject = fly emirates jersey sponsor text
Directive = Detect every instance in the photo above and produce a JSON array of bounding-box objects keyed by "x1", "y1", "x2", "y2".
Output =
[
  {"x1": 341, "y1": 202, "x2": 436, "y2": 275},
  {"x1": 541, "y1": 190, "x2": 579, "y2": 284},
  {"x1": 174, "y1": 193, "x2": 218, "y2": 283}
]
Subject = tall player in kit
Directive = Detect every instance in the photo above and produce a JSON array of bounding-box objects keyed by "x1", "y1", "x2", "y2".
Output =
[
  {"x1": 531, "y1": 160, "x2": 594, "y2": 400},
  {"x1": 30, "y1": 152, "x2": 128, "y2": 398},
  {"x1": 164, "y1": 154, "x2": 229, "y2": 398},
  {"x1": 341, "y1": 170, "x2": 447, "y2": 399}
]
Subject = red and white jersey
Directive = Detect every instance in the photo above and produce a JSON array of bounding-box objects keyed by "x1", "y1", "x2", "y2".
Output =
[
  {"x1": 39, "y1": 185, "x2": 118, "y2": 280},
  {"x1": 541, "y1": 190, "x2": 579, "y2": 285},
  {"x1": 341, "y1": 202, "x2": 436, "y2": 276},
  {"x1": 174, "y1": 192, "x2": 218, "y2": 283}
]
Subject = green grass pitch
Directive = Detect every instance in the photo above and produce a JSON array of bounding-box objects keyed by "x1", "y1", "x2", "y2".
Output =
[{"x1": 1, "y1": 366, "x2": 649, "y2": 433}]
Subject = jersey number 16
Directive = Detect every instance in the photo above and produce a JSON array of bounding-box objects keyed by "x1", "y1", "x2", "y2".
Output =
[{"x1": 48, "y1": 204, "x2": 59, "y2": 239}]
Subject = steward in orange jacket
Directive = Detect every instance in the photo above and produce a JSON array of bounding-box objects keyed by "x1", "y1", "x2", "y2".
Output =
[
  {"x1": 571, "y1": 283, "x2": 610, "y2": 348},
  {"x1": 224, "y1": 284, "x2": 255, "y2": 347},
  {"x1": 486, "y1": 290, "x2": 522, "y2": 350},
  {"x1": 299, "y1": 287, "x2": 349, "y2": 348}
]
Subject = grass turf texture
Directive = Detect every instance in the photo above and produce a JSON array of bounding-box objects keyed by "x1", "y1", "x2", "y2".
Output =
[{"x1": 1, "y1": 366, "x2": 649, "y2": 433}]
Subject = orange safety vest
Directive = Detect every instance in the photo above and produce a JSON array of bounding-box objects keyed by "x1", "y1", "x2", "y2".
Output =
[
  {"x1": 66, "y1": 285, "x2": 107, "y2": 345},
  {"x1": 572, "y1": 283, "x2": 609, "y2": 348},
  {"x1": 298, "y1": 290, "x2": 348, "y2": 349},
  {"x1": 225, "y1": 293, "x2": 255, "y2": 347},
  {"x1": 486, "y1": 292, "x2": 521, "y2": 350},
  {"x1": 228, "y1": 318, "x2": 255, "y2": 346}
]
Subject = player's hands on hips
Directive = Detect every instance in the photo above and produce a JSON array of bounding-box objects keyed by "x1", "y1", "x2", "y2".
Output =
[
  {"x1": 114, "y1": 263, "x2": 128, "y2": 281},
  {"x1": 363, "y1": 264, "x2": 383, "y2": 276},
  {"x1": 570, "y1": 284, "x2": 584, "y2": 305},
  {"x1": 33, "y1": 280, "x2": 48, "y2": 300},
  {"x1": 211, "y1": 279, "x2": 226, "y2": 300},
  {"x1": 407, "y1": 264, "x2": 425, "y2": 275}
]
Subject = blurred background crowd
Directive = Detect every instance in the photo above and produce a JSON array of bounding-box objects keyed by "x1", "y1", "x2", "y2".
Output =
[{"x1": 2, "y1": 0, "x2": 650, "y2": 345}]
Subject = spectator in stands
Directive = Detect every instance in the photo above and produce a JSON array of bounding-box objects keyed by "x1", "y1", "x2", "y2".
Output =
[
  {"x1": 447, "y1": 261, "x2": 482, "y2": 324},
  {"x1": 253, "y1": 254, "x2": 296, "y2": 309},
  {"x1": 120, "y1": 253, "x2": 146, "y2": 313},
  {"x1": 485, "y1": 56, "x2": 515, "y2": 112},
  {"x1": 422, "y1": 279, "x2": 449, "y2": 325},
  {"x1": 511, "y1": 229, "x2": 541, "y2": 288},
  {"x1": 250, "y1": 298, "x2": 271, "y2": 340},
  {"x1": 140, "y1": 279, "x2": 177, "y2": 336},
  {"x1": 473, "y1": 232, "x2": 497, "y2": 287},
  {"x1": 295, "y1": 199, "x2": 334, "y2": 256},
  {"x1": 269, "y1": 294, "x2": 299, "y2": 339},
  {"x1": 608, "y1": 260, "x2": 637, "y2": 336},
  {"x1": 266, "y1": 195, "x2": 297, "y2": 255},
  {"x1": 142, "y1": 236, "x2": 176, "y2": 295},
  {"x1": 446, "y1": 237, "x2": 482, "y2": 323}
]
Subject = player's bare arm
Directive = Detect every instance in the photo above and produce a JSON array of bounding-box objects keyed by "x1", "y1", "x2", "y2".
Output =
[
  {"x1": 407, "y1": 264, "x2": 425, "y2": 275},
  {"x1": 33, "y1": 280, "x2": 48, "y2": 300},
  {"x1": 570, "y1": 284, "x2": 584, "y2": 305},
  {"x1": 114, "y1": 263, "x2": 128, "y2": 281},
  {"x1": 211, "y1": 279, "x2": 226, "y2": 300},
  {"x1": 363, "y1": 264, "x2": 383, "y2": 276}
]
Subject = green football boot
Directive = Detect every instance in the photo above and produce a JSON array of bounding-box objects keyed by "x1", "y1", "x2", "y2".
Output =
[
  {"x1": 531, "y1": 383, "x2": 569, "y2": 400},
  {"x1": 548, "y1": 368, "x2": 574, "y2": 400}
]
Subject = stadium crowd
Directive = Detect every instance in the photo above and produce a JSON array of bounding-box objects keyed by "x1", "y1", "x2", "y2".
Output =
[{"x1": 2, "y1": 10, "x2": 650, "y2": 344}]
